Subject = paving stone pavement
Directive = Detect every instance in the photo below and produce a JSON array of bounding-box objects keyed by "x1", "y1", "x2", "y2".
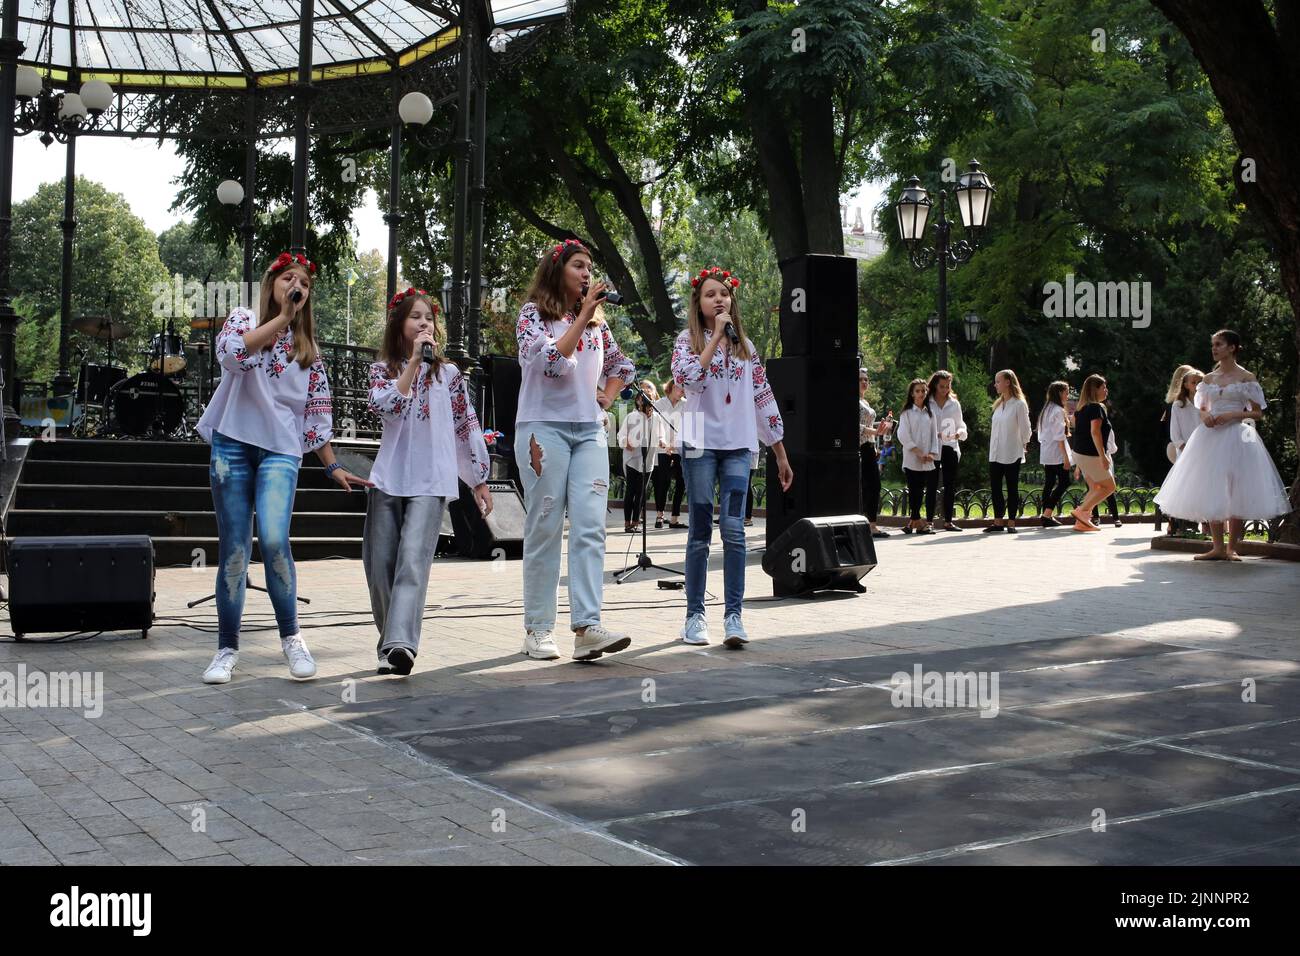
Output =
[{"x1": 1, "y1": 518, "x2": 1296, "y2": 865}]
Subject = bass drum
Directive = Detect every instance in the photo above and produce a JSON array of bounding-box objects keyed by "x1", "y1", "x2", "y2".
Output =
[{"x1": 109, "y1": 372, "x2": 184, "y2": 436}]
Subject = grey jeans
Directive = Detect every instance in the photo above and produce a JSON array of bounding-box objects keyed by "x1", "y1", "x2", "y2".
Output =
[{"x1": 362, "y1": 488, "x2": 447, "y2": 657}]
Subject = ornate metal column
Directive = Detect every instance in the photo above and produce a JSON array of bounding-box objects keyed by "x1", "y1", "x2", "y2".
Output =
[
  {"x1": 242, "y1": 92, "x2": 256, "y2": 302},
  {"x1": 0, "y1": 1, "x2": 23, "y2": 438},
  {"x1": 290, "y1": 0, "x2": 316, "y2": 256},
  {"x1": 445, "y1": 1, "x2": 474, "y2": 364},
  {"x1": 384, "y1": 76, "x2": 403, "y2": 305},
  {"x1": 53, "y1": 136, "x2": 77, "y2": 397},
  {"x1": 466, "y1": 0, "x2": 489, "y2": 370}
]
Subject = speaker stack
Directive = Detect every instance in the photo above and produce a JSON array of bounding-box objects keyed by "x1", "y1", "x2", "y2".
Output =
[
  {"x1": 763, "y1": 254, "x2": 874, "y2": 596},
  {"x1": 448, "y1": 478, "x2": 526, "y2": 559}
]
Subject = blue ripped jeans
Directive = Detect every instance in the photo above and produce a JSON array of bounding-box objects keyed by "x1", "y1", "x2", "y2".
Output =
[
  {"x1": 681, "y1": 446, "x2": 751, "y2": 620},
  {"x1": 209, "y1": 430, "x2": 302, "y2": 649}
]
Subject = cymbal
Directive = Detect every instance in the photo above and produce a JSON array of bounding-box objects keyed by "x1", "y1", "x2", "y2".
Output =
[
  {"x1": 73, "y1": 315, "x2": 131, "y2": 340},
  {"x1": 189, "y1": 317, "x2": 217, "y2": 330}
]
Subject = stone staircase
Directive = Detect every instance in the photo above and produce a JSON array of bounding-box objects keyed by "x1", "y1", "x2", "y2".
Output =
[{"x1": 5, "y1": 438, "x2": 372, "y2": 566}]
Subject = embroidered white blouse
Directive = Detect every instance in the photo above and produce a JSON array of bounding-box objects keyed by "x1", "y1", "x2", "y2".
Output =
[
  {"x1": 670, "y1": 330, "x2": 784, "y2": 453},
  {"x1": 619, "y1": 409, "x2": 652, "y2": 472},
  {"x1": 927, "y1": 397, "x2": 968, "y2": 458},
  {"x1": 897, "y1": 405, "x2": 940, "y2": 471},
  {"x1": 366, "y1": 359, "x2": 491, "y2": 498},
  {"x1": 1037, "y1": 403, "x2": 1072, "y2": 467},
  {"x1": 989, "y1": 398, "x2": 1032, "y2": 464},
  {"x1": 196, "y1": 306, "x2": 333, "y2": 457},
  {"x1": 1168, "y1": 399, "x2": 1202, "y2": 449},
  {"x1": 514, "y1": 302, "x2": 636, "y2": 424},
  {"x1": 653, "y1": 395, "x2": 684, "y2": 459}
]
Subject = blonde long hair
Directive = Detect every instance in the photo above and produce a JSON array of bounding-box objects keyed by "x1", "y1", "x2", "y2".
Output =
[
  {"x1": 256, "y1": 260, "x2": 317, "y2": 368},
  {"x1": 992, "y1": 368, "x2": 1025, "y2": 410},
  {"x1": 1078, "y1": 373, "x2": 1107, "y2": 409},
  {"x1": 1165, "y1": 364, "x2": 1203, "y2": 405},
  {"x1": 686, "y1": 276, "x2": 753, "y2": 362}
]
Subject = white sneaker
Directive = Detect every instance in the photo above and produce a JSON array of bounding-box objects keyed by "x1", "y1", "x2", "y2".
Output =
[
  {"x1": 573, "y1": 623, "x2": 632, "y2": 661},
  {"x1": 723, "y1": 613, "x2": 749, "y2": 648},
  {"x1": 281, "y1": 634, "x2": 317, "y2": 680},
  {"x1": 521, "y1": 630, "x2": 560, "y2": 660},
  {"x1": 202, "y1": 648, "x2": 238, "y2": 684},
  {"x1": 680, "y1": 613, "x2": 710, "y2": 645}
]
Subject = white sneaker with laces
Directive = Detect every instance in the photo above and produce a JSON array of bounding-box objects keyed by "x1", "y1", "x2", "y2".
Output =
[
  {"x1": 723, "y1": 613, "x2": 749, "y2": 648},
  {"x1": 572, "y1": 623, "x2": 632, "y2": 661},
  {"x1": 521, "y1": 630, "x2": 560, "y2": 660},
  {"x1": 281, "y1": 634, "x2": 317, "y2": 679},
  {"x1": 203, "y1": 648, "x2": 238, "y2": 684},
  {"x1": 680, "y1": 614, "x2": 709, "y2": 645}
]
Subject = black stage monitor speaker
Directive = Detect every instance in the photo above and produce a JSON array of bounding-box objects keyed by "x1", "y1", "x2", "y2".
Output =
[
  {"x1": 778, "y1": 254, "x2": 859, "y2": 357},
  {"x1": 448, "y1": 479, "x2": 526, "y2": 559},
  {"x1": 764, "y1": 449, "x2": 862, "y2": 546},
  {"x1": 7, "y1": 535, "x2": 155, "y2": 638},
  {"x1": 761, "y1": 515, "x2": 876, "y2": 597}
]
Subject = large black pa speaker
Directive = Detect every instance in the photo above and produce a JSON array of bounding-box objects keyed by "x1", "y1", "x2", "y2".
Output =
[
  {"x1": 766, "y1": 356, "x2": 860, "y2": 455},
  {"x1": 8, "y1": 535, "x2": 155, "y2": 638},
  {"x1": 764, "y1": 450, "x2": 862, "y2": 546},
  {"x1": 778, "y1": 254, "x2": 859, "y2": 357},
  {"x1": 448, "y1": 478, "x2": 526, "y2": 559},
  {"x1": 761, "y1": 515, "x2": 876, "y2": 597}
]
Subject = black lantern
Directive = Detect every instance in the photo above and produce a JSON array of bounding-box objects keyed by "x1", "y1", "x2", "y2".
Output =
[
  {"x1": 925, "y1": 312, "x2": 941, "y2": 346},
  {"x1": 963, "y1": 310, "x2": 983, "y2": 343},
  {"x1": 895, "y1": 176, "x2": 932, "y2": 243},
  {"x1": 954, "y1": 160, "x2": 995, "y2": 231}
]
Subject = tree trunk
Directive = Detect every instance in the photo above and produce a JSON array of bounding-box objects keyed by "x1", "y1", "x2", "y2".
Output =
[
  {"x1": 531, "y1": 112, "x2": 666, "y2": 358},
  {"x1": 1151, "y1": 0, "x2": 1300, "y2": 541},
  {"x1": 584, "y1": 121, "x2": 679, "y2": 352},
  {"x1": 801, "y1": 90, "x2": 845, "y2": 256}
]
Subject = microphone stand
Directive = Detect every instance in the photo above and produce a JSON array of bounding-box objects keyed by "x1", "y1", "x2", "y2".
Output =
[{"x1": 616, "y1": 393, "x2": 684, "y2": 585}]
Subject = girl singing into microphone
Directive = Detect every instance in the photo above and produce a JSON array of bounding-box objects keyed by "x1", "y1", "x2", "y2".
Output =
[
  {"x1": 365, "y1": 288, "x2": 492, "y2": 676},
  {"x1": 672, "y1": 266, "x2": 793, "y2": 648},
  {"x1": 515, "y1": 238, "x2": 636, "y2": 661},
  {"x1": 196, "y1": 252, "x2": 371, "y2": 685}
]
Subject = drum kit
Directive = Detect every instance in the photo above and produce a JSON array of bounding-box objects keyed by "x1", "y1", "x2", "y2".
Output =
[{"x1": 74, "y1": 312, "x2": 220, "y2": 439}]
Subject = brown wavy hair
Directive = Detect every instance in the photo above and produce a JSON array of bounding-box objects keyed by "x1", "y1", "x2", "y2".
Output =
[
  {"x1": 379, "y1": 293, "x2": 444, "y2": 383},
  {"x1": 524, "y1": 239, "x2": 604, "y2": 326},
  {"x1": 926, "y1": 369, "x2": 958, "y2": 406},
  {"x1": 255, "y1": 260, "x2": 317, "y2": 368}
]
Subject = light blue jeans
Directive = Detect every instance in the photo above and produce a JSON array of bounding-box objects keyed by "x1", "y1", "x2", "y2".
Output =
[
  {"x1": 681, "y1": 446, "x2": 751, "y2": 620},
  {"x1": 209, "y1": 430, "x2": 301, "y2": 650},
  {"x1": 515, "y1": 421, "x2": 609, "y2": 633},
  {"x1": 362, "y1": 490, "x2": 446, "y2": 657}
]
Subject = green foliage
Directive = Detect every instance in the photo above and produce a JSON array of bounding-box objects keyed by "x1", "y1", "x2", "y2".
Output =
[{"x1": 11, "y1": 178, "x2": 169, "y2": 384}]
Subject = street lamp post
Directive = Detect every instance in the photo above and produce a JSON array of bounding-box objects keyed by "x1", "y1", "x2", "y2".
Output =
[
  {"x1": 895, "y1": 161, "x2": 994, "y2": 370},
  {"x1": 10, "y1": 65, "x2": 115, "y2": 397}
]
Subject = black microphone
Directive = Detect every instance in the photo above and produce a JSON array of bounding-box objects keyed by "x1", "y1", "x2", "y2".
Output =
[
  {"x1": 289, "y1": 289, "x2": 303, "y2": 303},
  {"x1": 421, "y1": 342, "x2": 435, "y2": 365},
  {"x1": 717, "y1": 306, "x2": 739, "y2": 344}
]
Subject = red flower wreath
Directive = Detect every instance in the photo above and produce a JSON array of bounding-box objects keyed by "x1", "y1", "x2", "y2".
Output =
[
  {"x1": 551, "y1": 238, "x2": 589, "y2": 262},
  {"x1": 388, "y1": 286, "x2": 436, "y2": 313},
  {"x1": 269, "y1": 251, "x2": 317, "y2": 275},
  {"x1": 691, "y1": 266, "x2": 740, "y2": 289}
]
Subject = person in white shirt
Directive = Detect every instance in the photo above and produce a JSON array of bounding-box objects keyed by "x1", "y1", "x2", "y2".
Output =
[
  {"x1": 898, "y1": 378, "x2": 941, "y2": 534},
  {"x1": 651, "y1": 379, "x2": 687, "y2": 528},
  {"x1": 618, "y1": 381, "x2": 658, "y2": 533},
  {"x1": 196, "y1": 252, "x2": 372, "y2": 685},
  {"x1": 514, "y1": 238, "x2": 636, "y2": 662},
  {"x1": 859, "y1": 369, "x2": 894, "y2": 538},
  {"x1": 985, "y1": 368, "x2": 1032, "y2": 533},
  {"x1": 364, "y1": 288, "x2": 492, "y2": 676},
  {"x1": 926, "y1": 370, "x2": 967, "y2": 531},
  {"x1": 1161, "y1": 364, "x2": 1204, "y2": 534},
  {"x1": 671, "y1": 266, "x2": 793, "y2": 648},
  {"x1": 1036, "y1": 380, "x2": 1073, "y2": 527}
]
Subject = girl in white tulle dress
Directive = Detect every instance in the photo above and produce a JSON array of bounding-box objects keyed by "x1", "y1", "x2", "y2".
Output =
[{"x1": 1154, "y1": 330, "x2": 1291, "y2": 561}]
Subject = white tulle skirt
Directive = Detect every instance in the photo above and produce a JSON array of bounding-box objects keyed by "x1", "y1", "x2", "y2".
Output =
[{"x1": 1155, "y1": 421, "x2": 1291, "y2": 522}]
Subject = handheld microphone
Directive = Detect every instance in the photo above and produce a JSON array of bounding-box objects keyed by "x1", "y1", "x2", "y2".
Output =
[
  {"x1": 717, "y1": 306, "x2": 739, "y2": 344},
  {"x1": 421, "y1": 342, "x2": 435, "y2": 365},
  {"x1": 289, "y1": 289, "x2": 303, "y2": 304},
  {"x1": 600, "y1": 290, "x2": 623, "y2": 305}
]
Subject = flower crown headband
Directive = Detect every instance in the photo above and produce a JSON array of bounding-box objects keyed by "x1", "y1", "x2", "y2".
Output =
[
  {"x1": 551, "y1": 238, "x2": 589, "y2": 262},
  {"x1": 388, "y1": 286, "x2": 439, "y2": 313},
  {"x1": 691, "y1": 266, "x2": 740, "y2": 289},
  {"x1": 269, "y1": 251, "x2": 317, "y2": 276}
]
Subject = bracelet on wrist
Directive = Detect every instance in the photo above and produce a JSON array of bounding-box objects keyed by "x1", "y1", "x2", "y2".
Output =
[{"x1": 325, "y1": 462, "x2": 342, "y2": 477}]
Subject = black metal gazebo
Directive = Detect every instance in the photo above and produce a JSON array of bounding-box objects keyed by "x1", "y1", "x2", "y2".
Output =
[{"x1": 0, "y1": 0, "x2": 569, "y2": 434}]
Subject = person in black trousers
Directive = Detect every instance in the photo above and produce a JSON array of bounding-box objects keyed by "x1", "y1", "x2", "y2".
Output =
[
  {"x1": 650, "y1": 379, "x2": 687, "y2": 528},
  {"x1": 859, "y1": 369, "x2": 893, "y2": 537}
]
